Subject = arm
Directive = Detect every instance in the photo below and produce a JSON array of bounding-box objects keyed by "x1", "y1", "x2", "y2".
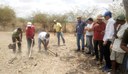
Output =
[{"x1": 120, "y1": 29, "x2": 128, "y2": 53}]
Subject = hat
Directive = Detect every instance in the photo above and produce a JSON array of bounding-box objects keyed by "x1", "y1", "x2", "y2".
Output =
[
  {"x1": 53, "y1": 20, "x2": 57, "y2": 22},
  {"x1": 27, "y1": 22, "x2": 32, "y2": 27},
  {"x1": 116, "y1": 14, "x2": 125, "y2": 20},
  {"x1": 104, "y1": 11, "x2": 112, "y2": 17},
  {"x1": 97, "y1": 14, "x2": 104, "y2": 19},
  {"x1": 77, "y1": 16, "x2": 81, "y2": 19}
]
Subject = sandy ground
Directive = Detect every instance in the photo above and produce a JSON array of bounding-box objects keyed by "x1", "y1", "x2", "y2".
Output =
[{"x1": 0, "y1": 32, "x2": 106, "y2": 74}]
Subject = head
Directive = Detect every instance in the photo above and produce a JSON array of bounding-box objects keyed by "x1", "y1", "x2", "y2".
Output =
[
  {"x1": 77, "y1": 16, "x2": 82, "y2": 22},
  {"x1": 45, "y1": 33, "x2": 50, "y2": 38},
  {"x1": 53, "y1": 20, "x2": 57, "y2": 24},
  {"x1": 116, "y1": 14, "x2": 126, "y2": 25},
  {"x1": 17, "y1": 28, "x2": 22, "y2": 32},
  {"x1": 104, "y1": 11, "x2": 112, "y2": 20},
  {"x1": 97, "y1": 14, "x2": 104, "y2": 23},
  {"x1": 87, "y1": 18, "x2": 93, "y2": 24}
]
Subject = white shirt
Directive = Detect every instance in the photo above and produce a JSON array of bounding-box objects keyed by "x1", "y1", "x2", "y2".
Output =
[
  {"x1": 112, "y1": 23, "x2": 128, "y2": 53},
  {"x1": 103, "y1": 18, "x2": 115, "y2": 41},
  {"x1": 85, "y1": 23, "x2": 94, "y2": 36},
  {"x1": 38, "y1": 32, "x2": 49, "y2": 42}
]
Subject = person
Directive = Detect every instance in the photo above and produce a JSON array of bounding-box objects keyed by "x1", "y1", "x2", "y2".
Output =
[
  {"x1": 120, "y1": 28, "x2": 128, "y2": 74},
  {"x1": 92, "y1": 15, "x2": 106, "y2": 65},
  {"x1": 38, "y1": 32, "x2": 50, "y2": 52},
  {"x1": 85, "y1": 18, "x2": 94, "y2": 54},
  {"x1": 110, "y1": 14, "x2": 127, "y2": 74},
  {"x1": 76, "y1": 16, "x2": 86, "y2": 51},
  {"x1": 26, "y1": 22, "x2": 35, "y2": 54},
  {"x1": 53, "y1": 20, "x2": 65, "y2": 46},
  {"x1": 12, "y1": 27, "x2": 22, "y2": 53},
  {"x1": 102, "y1": 11, "x2": 115, "y2": 72}
]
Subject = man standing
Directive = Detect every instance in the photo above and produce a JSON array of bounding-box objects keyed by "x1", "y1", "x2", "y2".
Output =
[
  {"x1": 26, "y1": 22, "x2": 35, "y2": 54},
  {"x1": 85, "y1": 18, "x2": 94, "y2": 54},
  {"x1": 53, "y1": 20, "x2": 65, "y2": 46},
  {"x1": 12, "y1": 27, "x2": 22, "y2": 53},
  {"x1": 102, "y1": 11, "x2": 115, "y2": 72},
  {"x1": 110, "y1": 14, "x2": 127, "y2": 74},
  {"x1": 38, "y1": 31, "x2": 50, "y2": 52},
  {"x1": 93, "y1": 15, "x2": 106, "y2": 64},
  {"x1": 76, "y1": 17, "x2": 86, "y2": 51}
]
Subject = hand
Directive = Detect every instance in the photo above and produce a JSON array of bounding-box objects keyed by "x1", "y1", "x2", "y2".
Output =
[
  {"x1": 110, "y1": 44, "x2": 113, "y2": 49},
  {"x1": 103, "y1": 41, "x2": 107, "y2": 45},
  {"x1": 94, "y1": 24, "x2": 99, "y2": 27}
]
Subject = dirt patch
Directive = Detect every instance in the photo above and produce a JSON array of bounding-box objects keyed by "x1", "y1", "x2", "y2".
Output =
[{"x1": 0, "y1": 32, "x2": 105, "y2": 74}]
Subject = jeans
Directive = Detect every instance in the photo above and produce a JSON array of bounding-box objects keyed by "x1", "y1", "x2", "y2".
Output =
[
  {"x1": 103, "y1": 41, "x2": 112, "y2": 69},
  {"x1": 86, "y1": 35, "x2": 94, "y2": 54},
  {"x1": 57, "y1": 32, "x2": 65, "y2": 45},
  {"x1": 77, "y1": 34, "x2": 84, "y2": 50},
  {"x1": 27, "y1": 38, "x2": 35, "y2": 51},
  {"x1": 93, "y1": 40, "x2": 104, "y2": 62}
]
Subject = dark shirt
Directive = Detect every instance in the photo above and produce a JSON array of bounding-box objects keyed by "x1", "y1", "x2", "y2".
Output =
[
  {"x1": 76, "y1": 21, "x2": 86, "y2": 34},
  {"x1": 122, "y1": 28, "x2": 128, "y2": 44}
]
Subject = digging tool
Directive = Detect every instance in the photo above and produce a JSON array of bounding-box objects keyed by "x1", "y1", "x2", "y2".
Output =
[
  {"x1": 47, "y1": 49, "x2": 58, "y2": 57},
  {"x1": 28, "y1": 39, "x2": 34, "y2": 58}
]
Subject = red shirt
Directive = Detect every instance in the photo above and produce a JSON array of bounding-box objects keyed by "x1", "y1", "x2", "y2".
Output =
[
  {"x1": 93, "y1": 22, "x2": 106, "y2": 40},
  {"x1": 26, "y1": 25, "x2": 35, "y2": 39}
]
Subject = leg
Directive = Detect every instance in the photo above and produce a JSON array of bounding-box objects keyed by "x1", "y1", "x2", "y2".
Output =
[
  {"x1": 57, "y1": 32, "x2": 60, "y2": 46},
  {"x1": 17, "y1": 37, "x2": 21, "y2": 52},
  {"x1": 27, "y1": 38, "x2": 32, "y2": 53},
  {"x1": 110, "y1": 50, "x2": 116, "y2": 74},
  {"x1": 81, "y1": 34, "x2": 85, "y2": 51},
  {"x1": 12, "y1": 37, "x2": 16, "y2": 53},
  {"x1": 94, "y1": 40, "x2": 99, "y2": 60},
  {"x1": 38, "y1": 38, "x2": 42, "y2": 51},
  {"x1": 60, "y1": 32, "x2": 65, "y2": 44},
  {"x1": 86, "y1": 36, "x2": 91, "y2": 53},
  {"x1": 88, "y1": 36, "x2": 94, "y2": 55},
  {"x1": 103, "y1": 41, "x2": 112, "y2": 69},
  {"x1": 77, "y1": 34, "x2": 81, "y2": 51},
  {"x1": 99, "y1": 40, "x2": 104, "y2": 63}
]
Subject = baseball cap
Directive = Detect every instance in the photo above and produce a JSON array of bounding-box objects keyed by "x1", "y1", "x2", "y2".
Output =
[
  {"x1": 116, "y1": 14, "x2": 125, "y2": 20},
  {"x1": 104, "y1": 11, "x2": 112, "y2": 17}
]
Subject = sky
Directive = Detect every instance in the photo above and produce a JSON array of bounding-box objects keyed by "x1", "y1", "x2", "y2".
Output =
[{"x1": 0, "y1": 0, "x2": 114, "y2": 18}]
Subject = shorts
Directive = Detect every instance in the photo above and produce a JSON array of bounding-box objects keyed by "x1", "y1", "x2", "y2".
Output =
[{"x1": 110, "y1": 50, "x2": 125, "y2": 64}]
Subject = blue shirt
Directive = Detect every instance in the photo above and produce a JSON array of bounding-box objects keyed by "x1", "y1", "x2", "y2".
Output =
[{"x1": 76, "y1": 21, "x2": 86, "y2": 34}]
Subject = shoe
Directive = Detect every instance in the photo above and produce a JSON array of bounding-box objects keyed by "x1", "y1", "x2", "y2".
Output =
[
  {"x1": 102, "y1": 65, "x2": 112, "y2": 72},
  {"x1": 82, "y1": 48, "x2": 84, "y2": 52},
  {"x1": 86, "y1": 52, "x2": 91, "y2": 54},
  {"x1": 75, "y1": 49, "x2": 80, "y2": 52}
]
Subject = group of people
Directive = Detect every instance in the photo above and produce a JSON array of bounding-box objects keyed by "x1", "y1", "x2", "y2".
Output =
[
  {"x1": 10, "y1": 0, "x2": 128, "y2": 73},
  {"x1": 75, "y1": 10, "x2": 128, "y2": 74},
  {"x1": 11, "y1": 20, "x2": 65, "y2": 54}
]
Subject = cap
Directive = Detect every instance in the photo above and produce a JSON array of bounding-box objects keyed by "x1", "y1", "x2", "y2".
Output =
[
  {"x1": 104, "y1": 11, "x2": 112, "y2": 17},
  {"x1": 116, "y1": 14, "x2": 125, "y2": 21},
  {"x1": 27, "y1": 22, "x2": 32, "y2": 27}
]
